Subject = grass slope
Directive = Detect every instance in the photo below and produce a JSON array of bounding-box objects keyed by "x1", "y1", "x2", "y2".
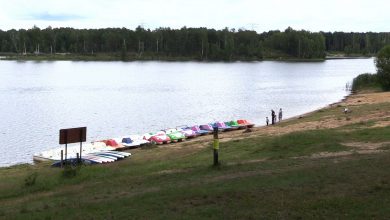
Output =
[{"x1": 1, "y1": 93, "x2": 390, "y2": 219}]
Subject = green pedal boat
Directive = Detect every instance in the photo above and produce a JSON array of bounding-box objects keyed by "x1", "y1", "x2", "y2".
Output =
[{"x1": 163, "y1": 128, "x2": 186, "y2": 142}]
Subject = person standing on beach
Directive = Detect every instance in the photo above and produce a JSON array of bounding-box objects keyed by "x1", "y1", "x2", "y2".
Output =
[
  {"x1": 266, "y1": 117, "x2": 269, "y2": 126},
  {"x1": 278, "y1": 108, "x2": 283, "y2": 122},
  {"x1": 271, "y1": 110, "x2": 275, "y2": 125}
]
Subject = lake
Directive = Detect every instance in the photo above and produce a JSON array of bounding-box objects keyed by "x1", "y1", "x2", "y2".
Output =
[{"x1": 0, "y1": 59, "x2": 376, "y2": 167}]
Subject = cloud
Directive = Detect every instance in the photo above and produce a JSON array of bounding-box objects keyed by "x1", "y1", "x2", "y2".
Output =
[
  {"x1": 0, "y1": 0, "x2": 388, "y2": 31},
  {"x1": 27, "y1": 11, "x2": 85, "y2": 21}
]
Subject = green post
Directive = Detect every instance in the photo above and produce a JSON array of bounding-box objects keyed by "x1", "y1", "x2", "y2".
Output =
[{"x1": 213, "y1": 127, "x2": 219, "y2": 166}]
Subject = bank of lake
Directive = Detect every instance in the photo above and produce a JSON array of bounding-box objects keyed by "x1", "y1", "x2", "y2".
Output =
[{"x1": 1, "y1": 90, "x2": 390, "y2": 219}]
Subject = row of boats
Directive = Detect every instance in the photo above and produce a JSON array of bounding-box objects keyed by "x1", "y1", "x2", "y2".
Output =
[{"x1": 33, "y1": 119, "x2": 255, "y2": 166}]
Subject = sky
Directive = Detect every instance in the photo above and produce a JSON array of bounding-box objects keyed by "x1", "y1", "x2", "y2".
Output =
[{"x1": 0, "y1": 0, "x2": 389, "y2": 32}]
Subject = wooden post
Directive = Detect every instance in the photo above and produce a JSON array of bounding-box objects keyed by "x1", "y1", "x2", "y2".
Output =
[
  {"x1": 79, "y1": 129, "x2": 83, "y2": 163},
  {"x1": 60, "y1": 150, "x2": 63, "y2": 168},
  {"x1": 76, "y1": 153, "x2": 79, "y2": 164},
  {"x1": 213, "y1": 127, "x2": 219, "y2": 166},
  {"x1": 64, "y1": 130, "x2": 68, "y2": 162},
  {"x1": 65, "y1": 143, "x2": 68, "y2": 162}
]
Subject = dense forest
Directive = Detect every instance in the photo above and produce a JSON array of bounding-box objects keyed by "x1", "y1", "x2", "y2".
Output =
[
  {"x1": 322, "y1": 32, "x2": 390, "y2": 55},
  {"x1": 0, "y1": 26, "x2": 389, "y2": 60}
]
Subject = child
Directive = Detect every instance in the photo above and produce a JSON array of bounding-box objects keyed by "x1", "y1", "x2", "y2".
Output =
[{"x1": 266, "y1": 117, "x2": 269, "y2": 126}]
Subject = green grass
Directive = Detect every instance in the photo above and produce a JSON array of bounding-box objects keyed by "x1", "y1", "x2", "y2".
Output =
[
  {"x1": 2, "y1": 151, "x2": 390, "y2": 219},
  {"x1": 1, "y1": 97, "x2": 390, "y2": 219}
]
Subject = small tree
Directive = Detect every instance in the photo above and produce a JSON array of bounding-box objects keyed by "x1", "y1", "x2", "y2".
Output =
[{"x1": 375, "y1": 45, "x2": 390, "y2": 90}]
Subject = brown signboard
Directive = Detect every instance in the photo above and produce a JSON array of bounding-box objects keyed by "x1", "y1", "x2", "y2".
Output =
[{"x1": 59, "y1": 127, "x2": 87, "y2": 144}]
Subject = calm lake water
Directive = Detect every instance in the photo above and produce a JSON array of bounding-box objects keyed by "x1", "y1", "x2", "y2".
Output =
[{"x1": 0, "y1": 59, "x2": 375, "y2": 167}]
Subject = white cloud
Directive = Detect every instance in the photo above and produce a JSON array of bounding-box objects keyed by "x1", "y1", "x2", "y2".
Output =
[{"x1": 0, "y1": 0, "x2": 388, "y2": 32}]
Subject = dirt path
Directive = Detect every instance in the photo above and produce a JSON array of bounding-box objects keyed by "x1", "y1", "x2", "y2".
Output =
[
  {"x1": 344, "y1": 92, "x2": 390, "y2": 105},
  {"x1": 162, "y1": 92, "x2": 390, "y2": 148}
]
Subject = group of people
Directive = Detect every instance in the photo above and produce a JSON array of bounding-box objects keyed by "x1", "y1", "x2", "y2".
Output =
[{"x1": 266, "y1": 108, "x2": 283, "y2": 126}]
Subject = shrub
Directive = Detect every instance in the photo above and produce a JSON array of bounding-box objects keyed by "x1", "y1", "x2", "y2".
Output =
[
  {"x1": 24, "y1": 172, "x2": 38, "y2": 187},
  {"x1": 351, "y1": 73, "x2": 380, "y2": 92},
  {"x1": 375, "y1": 45, "x2": 390, "y2": 90}
]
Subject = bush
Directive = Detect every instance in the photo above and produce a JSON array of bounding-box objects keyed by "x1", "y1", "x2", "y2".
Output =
[
  {"x1": 351, "y1": 73, "x2": 380, "y2": 92},
  {"x1": 24, "y1": 172, "x2": 38, "y2": 187},
  {"x1": 375, "y1": 45, "x2": 390, "y2": 90}
]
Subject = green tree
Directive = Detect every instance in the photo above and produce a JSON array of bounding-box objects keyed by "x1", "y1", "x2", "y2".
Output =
[{"x1": 375, "y1": 45, "x2": 390, "y2": 90}]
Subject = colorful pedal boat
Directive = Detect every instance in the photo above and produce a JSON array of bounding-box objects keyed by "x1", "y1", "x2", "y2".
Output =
[
  {"x1": 163, "y1": 128, "x2": 186, "y2": 142},
  {"x1": 145, "y1": 131, "x2": 171, "y2": 144},
  {"x1": 213, "y1": 122, "x2": 238, "y2": 131},
  {"x1": 114, "y1": 135, "x2": 149, "y2": 149},
  {"x1": 199, "y1": 124, "x2": 214, "y2": 132},
  {"x1": 177, "y1": 126, "x2": 199, "y2": 138},
  {"x1": 80, "y1": 154, "x2": 116, "y2": 163},
  {"x1": 225, "y1": 120, "x2": 246, "y2": 129},
  {"x1": 101, "y1": 139, "x2": 125, "y2": 149},
  {"x1": 237, "y1": 119, "x2": 255, "y2": 128},
  {"x1": 93, "y1": 151, "x2": 129, "y2": 159},
  {"x1": 129, "y1": 135, "x2": 150, "y2": 145},
  {"x1": 34, "y1": 142, "x2": 115, "y2": 162},
  {"x1": 191, "y1": 125, "x2": 212, "y2": 135}
]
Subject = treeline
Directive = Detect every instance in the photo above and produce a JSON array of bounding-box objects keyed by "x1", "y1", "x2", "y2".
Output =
[
  {"x1": 322, "y1": 32, "x2": 390, "y2": 55},
  {"x1": 0, "y1": 26, "x2": 389, "y2": 60}
]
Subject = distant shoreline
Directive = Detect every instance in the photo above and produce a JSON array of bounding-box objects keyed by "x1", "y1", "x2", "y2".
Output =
[
  {"x1": 0, "y1": 53, "x2": 373, "y2": 62},
  {"x1": 325, "y1": 56, "x2": 373, "y2": 60}
]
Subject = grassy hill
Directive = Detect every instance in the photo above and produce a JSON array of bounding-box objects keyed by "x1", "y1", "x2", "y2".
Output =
[{"x1": 1, "y1": 92, "x2": 390, "y2": 219}]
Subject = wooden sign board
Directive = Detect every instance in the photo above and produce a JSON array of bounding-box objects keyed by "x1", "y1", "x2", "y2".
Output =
[{"x1": 59, "y1": 127, "x2": 86, "y2": 144}]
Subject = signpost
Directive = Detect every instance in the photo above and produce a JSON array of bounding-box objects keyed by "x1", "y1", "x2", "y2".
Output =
[
  {"x1": 59, "y1": 127, "x2": 87, "y2": 166},
  {"x1": 213, "y1": 126, "x2": 219, "y2": 166}
]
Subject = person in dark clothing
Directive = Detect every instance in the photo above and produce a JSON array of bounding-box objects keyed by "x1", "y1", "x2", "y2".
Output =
[
  {"x1": 271, "y1": 110, "x2": 276, "y2": 125},
  {"x1": 278, "y1": 108, "x2": 283, "y2": 122}
]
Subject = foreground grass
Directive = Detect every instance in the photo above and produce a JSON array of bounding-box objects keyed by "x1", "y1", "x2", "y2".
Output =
[
  {"x1": 2, "y1": 154, "x2": 390, "y2": 219},
  {"x1": 1, "y1": 95, "x2": 390, "y2": 219}
]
